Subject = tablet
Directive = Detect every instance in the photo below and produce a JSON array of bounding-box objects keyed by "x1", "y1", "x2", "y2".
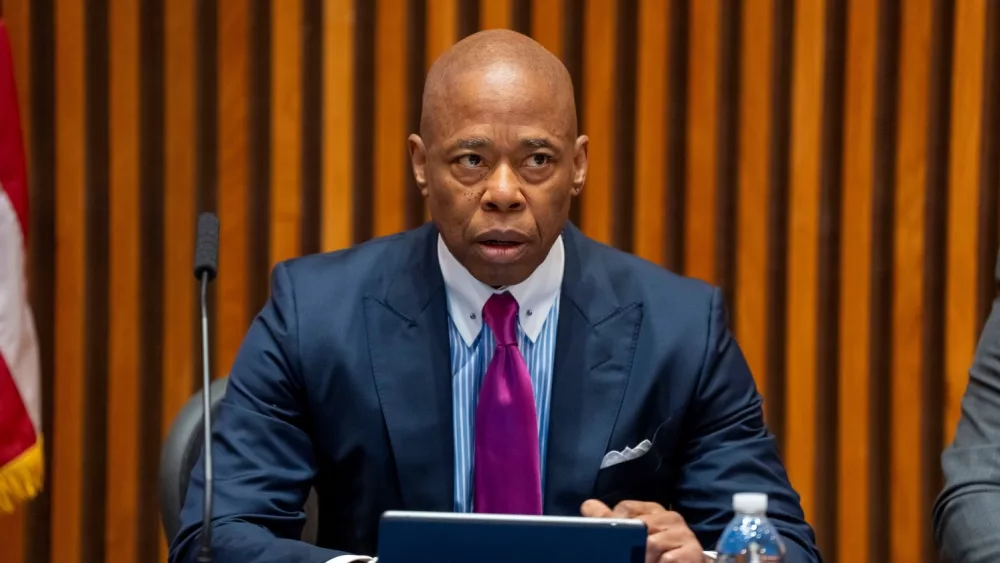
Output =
[{"x1": 377, "y1": 511, "x2": 647, "y2": 563}]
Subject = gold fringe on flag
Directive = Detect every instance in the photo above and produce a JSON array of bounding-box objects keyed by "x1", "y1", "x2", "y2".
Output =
[{"x1": 0, "y1": 436, "x2": 43, "y2": 514}]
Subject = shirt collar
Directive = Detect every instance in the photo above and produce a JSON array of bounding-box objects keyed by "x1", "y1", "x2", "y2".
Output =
[{"x1": 438, "y1": 234, "x2": 564, "y2": 347}]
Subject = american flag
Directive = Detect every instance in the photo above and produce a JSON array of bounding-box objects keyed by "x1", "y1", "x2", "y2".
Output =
[{"x1": 0, "y1": 19, "x2": 42, "y2": 514}]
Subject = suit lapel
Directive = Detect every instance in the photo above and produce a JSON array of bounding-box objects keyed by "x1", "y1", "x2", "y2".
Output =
[
  {"x1": 365, "y1": 225, "x2": 454, "y2": 511},
  {"x1": 544, "y1": 224, "x2": 643, "y2": 514}
]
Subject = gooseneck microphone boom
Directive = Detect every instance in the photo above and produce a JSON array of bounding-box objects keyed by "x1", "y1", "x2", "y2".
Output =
[{"x1": 193, "y1": 213, "x2": 220, "y2": 563}]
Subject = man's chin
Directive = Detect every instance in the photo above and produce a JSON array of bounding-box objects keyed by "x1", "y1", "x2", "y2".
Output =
[{"x1": 469, "y1": 260, "x2": 534, "y2": 289}]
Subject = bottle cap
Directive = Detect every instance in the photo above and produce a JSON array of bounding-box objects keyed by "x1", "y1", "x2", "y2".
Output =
[{"x1": 733, "y1": 493, "x2": 768, "y2": 514}]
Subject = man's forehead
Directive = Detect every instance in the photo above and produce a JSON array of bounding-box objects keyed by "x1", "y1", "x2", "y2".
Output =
[
  {"x1": 442, "y1": 133, "x2": 563, "y2": 151},
  {"x1": 425, "y1": 86, "x2": 575, "y2": 146},
  {"x1": 419, "y1": 31, "x2": 577, "y2": 143}
]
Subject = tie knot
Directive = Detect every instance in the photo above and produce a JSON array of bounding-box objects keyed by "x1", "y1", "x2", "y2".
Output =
[{"x1": 482, "y1": 291, "x2": 519, "y2": 345}]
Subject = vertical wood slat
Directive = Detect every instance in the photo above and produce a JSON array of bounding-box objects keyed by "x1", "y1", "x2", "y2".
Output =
[
  {"x1": 785, "y1": 0, "x2": 825, "y2": 525},
  {"x1": 160, "y1": 0, "x2": 196, "y2": 434},
  {"x1": 4, "y1": 0, "x2": 29, "y2": 161},
  {"x1": 837, "y1": 0, "x2": 877, "y2": 558},
  {"x1": 51, "y1": 0, "x2": 87, "y2": 560},
  {"x1": 945, "y1": 0, "x2": 986, "y2": 443},
  {"x1": 579, "y1": 0, "x2": 615, "y2": 245},
  {"x1": 632, "y1": 0, "x2": 668, "y2": 266},
  {"x1": 479, "y1": 0, "x2": 511, "y2": 29},
  {"x1": 684, "y1": 0, "x2": 719, "y2": 283},
  {"x1": 609, "y1": 0, "x2": 636, "y2": 253},
  {"x1": 105, "y1": 0, "x2": 141, "y2": 561},
  {"x1": 373, "y1": 0, "x2": 408, "y2": 237},
  {"x1": 0, "y1": 0, "x2": 31, "y2": 560},
  {"x1": 269, "y1": 0, "x2": 302, "y2": 265},
  {"x1": 426, "y1": 0, "x2": 457, "y2": 68},
  {"x1": 216, "y1": 0, "x2": 250, "y2": 376},
  {"x1": 735, "y1": 0, "x2": 773, "y2": 394},
  {"x1": 0, "y1": 511, "x2": 25, "y2": 562},
  {"x1": 324, "y1": 0, "x2": 355, "y2": 251},
  {"x1": 161, "y1": 0, "x2": 196, "y2": 545},
  {"x1": 530, "y1": 0, "x2": 563, "y2": 59},
  {"x1": 891, "y1": 0, "x2": 932, "y2": 560},
  {"x1": 422, "y1": 0, "x2": 455, "y2": 222}
]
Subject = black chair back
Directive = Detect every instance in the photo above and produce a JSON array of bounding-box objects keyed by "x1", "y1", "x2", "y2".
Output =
[
  {"x1": 158, "y1": 377, "x2": 230, "y2": 542},
  {"x1": 158, "y1": 377, "x2": 319, "y2": 545}
]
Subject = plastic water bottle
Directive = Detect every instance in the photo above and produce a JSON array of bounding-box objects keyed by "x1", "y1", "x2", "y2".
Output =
[{"x1": 715, "y1": 493, "x2": 785, "y2": 562}]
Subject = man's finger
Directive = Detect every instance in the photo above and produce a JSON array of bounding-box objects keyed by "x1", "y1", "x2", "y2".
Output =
[
  {"x1": 645, "y1": 530, "x2": 696, "y2": 563},
  {"x1": 611, "y1": 500, "x2": 668, "y2": 518},
  {"x1": 580, "y1": 499, "x2": 613, "y2": 518},
  {"x1": 636, "y1": 511, "x2": 686, "y2": 534},
  {"x1": 658, "y1": 544, "x2": 705, "y2": 563}
]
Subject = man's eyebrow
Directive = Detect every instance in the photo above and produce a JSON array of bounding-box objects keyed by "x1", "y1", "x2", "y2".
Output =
[
  {"x1": 520, "y1": 137, "x2": 555, "y2": 150},
  {"x1": 452, "y1": 137, "x2": 492, "y2": 150}
]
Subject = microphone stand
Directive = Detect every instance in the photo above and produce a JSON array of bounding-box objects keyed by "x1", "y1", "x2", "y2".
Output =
[{"x1": 198, "y1": 272, "x2": 214, "y2": 563}]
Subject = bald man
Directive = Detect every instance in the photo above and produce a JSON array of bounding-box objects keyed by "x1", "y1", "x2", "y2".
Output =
[{"x1": 170, "y1": 30, "x2": 819, "y2": 563}]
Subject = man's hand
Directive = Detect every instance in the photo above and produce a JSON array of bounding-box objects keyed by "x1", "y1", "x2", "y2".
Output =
[{"x1": 581, "y1": 499, "x2": 705, "y2": 563}]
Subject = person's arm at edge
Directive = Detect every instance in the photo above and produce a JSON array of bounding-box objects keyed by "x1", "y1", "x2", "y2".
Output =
[
  {"x1": 168, "y1": 262, "x2": 355, "y2": 563},
  {"x1": 933, "y1": 294, "x2": 1000, "y2": 563},
  {"x1": 671, "y1": 288, "x2": 821, "y2": 563}
]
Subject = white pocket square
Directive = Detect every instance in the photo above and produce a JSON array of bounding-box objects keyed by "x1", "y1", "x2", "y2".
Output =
[{"x1": 600, "y1": 439, "x2": 652, "y2": 469}]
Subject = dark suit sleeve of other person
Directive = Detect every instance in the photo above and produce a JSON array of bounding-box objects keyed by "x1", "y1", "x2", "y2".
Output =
[
  {"x1": 169, "y1": 262, "x2": 345, "y2": 563},
  {"x1": 934, "y1": 292, "x2": 1000, "y2": 563},
  {"x1": 673, "y1": 288, "x2": 820, "y2": 563}
]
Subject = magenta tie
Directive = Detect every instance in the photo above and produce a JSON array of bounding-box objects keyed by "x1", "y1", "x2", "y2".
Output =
[{"x1": 473, "y1": 291, "x2": 543, "y2": 514}]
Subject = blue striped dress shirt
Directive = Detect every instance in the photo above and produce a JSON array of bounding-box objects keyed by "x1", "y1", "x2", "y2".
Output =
[{"x1": 437, "y1": 235, "x2": 564, "y2": 513}]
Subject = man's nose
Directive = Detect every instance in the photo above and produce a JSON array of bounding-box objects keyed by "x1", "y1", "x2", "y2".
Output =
[{"x1": 482, "y1": 163, "x2": 525, "y2": 212}]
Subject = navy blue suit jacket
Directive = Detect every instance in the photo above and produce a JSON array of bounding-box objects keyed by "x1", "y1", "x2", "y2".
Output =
[{"x1": 170, "y1": 223, "x2": 820, "y2": 562}]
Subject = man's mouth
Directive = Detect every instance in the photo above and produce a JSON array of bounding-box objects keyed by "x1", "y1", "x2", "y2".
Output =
[
  {"x1": 480, "y1": 240, "x2": 523, "y2": 247},
  {"x1": 475, "y1": 238, "x2": 528, "y2": 263}
]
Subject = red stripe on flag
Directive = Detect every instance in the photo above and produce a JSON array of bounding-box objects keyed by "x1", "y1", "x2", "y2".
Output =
[
  {"x1": 0, "y1": 21, "x2": 29, "y2": 243},
  {"x1": 0, "y1": 356, "x2": 35, "y2": 467}
]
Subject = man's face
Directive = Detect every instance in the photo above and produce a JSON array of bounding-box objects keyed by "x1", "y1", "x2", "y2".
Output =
[{"x1": 410, "y1": 62, "x2": 588, "y2": 287}]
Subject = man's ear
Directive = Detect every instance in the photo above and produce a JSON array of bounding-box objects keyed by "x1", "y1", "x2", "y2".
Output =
[
  {"x1": 571, "y1": 135, "x2": 589, "y2": 196},
  {"x1": 409, "y1": 134, "x2": 429, "y2": 197}
]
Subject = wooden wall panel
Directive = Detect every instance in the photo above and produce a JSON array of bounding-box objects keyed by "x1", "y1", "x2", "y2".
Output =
[
  {"x1": 735, "y1": 0, "x2": 772, "y2": 395},
  {"x1": 530, "y1": 0, "x2": 563, "y2": 58},
  {"x1": 579, "y1": 0, "x2": 616, "y2": 245},
  {"x1": 427, "y1": 0, "x2": 458, "y2": 67},
  {"x1": 3, "y1": 1, "x2": 1000, "y2": 562},
  {"x1": 324, "y1": 0, "x2": 355, "y2": 252},
  {"x1": 51, "y1": 0, "x2": 87, "y2": 560},
  {"x1": 891, "y1": 0, "x2": 932, "y2": 560},
  {"x1": 632, "y1": 0, "x2": 669, "y2": 266},
  {"x1": 269, "y1": 0, "x2": 302, "y2": 265},
  {"x1": 106, "y1": 0, "x2": 141, "y2": 561},
  {"x1": 837, "y1": 0, "x2": 876, "y2": 558},
  {"x1": 373, "y1": 0, "x2": 409, "y2": 237},
  {"x1": 216, "y1": 0, "x2": 251, "y2": 376},
  {"x1": 785, "y1": 0, "x2": 825, "y2": 525},
  {"x1": 684, "y1": 0, "x2": 719, "y2": 284},
  {"x1": 3, "y1": 0, "x2": 28, "y2": 159},
  {"x1": 945, "y1": 0, "x2": 986, "y2": 444},
  {"x1": 160, "y1": 0, "x2": 196, "y2": 439},
  {"x1": 480, "y1": 0, "x2": 511, "y2": 30}
]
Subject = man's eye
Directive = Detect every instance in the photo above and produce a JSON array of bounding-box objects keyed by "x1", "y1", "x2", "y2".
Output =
[
  {"x1": 457, "y1": 154, "x2": 484, "y2": 167},
  {"x1": 525, "y1": 154, "x2": 551, "y2": 168}
]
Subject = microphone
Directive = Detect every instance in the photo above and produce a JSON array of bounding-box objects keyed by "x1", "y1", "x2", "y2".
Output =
[{"x1": 193, "y1": 212, "x2": 219, "y2": 563}]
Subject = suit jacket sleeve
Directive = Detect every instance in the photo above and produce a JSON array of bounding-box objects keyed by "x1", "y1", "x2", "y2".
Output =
[
  {"x1": 934, "y1": 295, "x2": 1000, "y2": 563},
  {"x1": 672, "y1": 289, "x2": 821, "y2": 563},
  {"x1": 169, "y1": 262, "x2": 348, "y2": 563}
]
